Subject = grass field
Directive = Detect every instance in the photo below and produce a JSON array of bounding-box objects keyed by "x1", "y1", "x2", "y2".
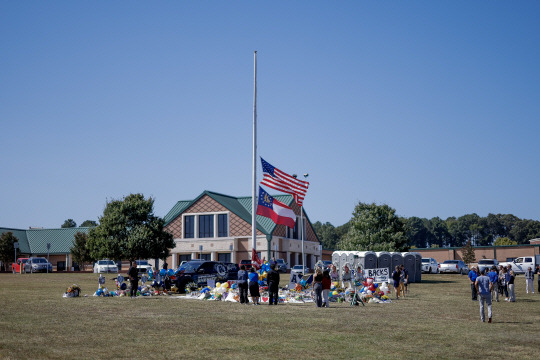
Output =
[{"x1": 0, "y1": 272, "x2": 539, "y2": 360}]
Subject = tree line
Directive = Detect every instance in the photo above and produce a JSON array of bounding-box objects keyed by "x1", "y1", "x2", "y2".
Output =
[{"x1": 314, "y1": 202, "x2": 540, "y2": 251}]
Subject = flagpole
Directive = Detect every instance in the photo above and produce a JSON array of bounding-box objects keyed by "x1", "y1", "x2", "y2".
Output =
[{"x1": 252, "y1": 51, "x2": 258, "y2": 254}]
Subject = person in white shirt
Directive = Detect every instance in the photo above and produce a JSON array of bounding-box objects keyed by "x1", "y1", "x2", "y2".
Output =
[{"x1": 525, "y1": 267, "x2": 535, "y2": 294}]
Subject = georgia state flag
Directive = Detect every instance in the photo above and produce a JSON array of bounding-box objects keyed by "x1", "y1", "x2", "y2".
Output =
[{"x1": 256, "y1": 187, "x2": 296, "y2": 229}]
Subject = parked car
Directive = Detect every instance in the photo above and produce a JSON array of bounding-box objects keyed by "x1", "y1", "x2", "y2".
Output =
[
  {"x1": 439, "y1": 260, "x2": 469, "y2": 274},
  {"x1": 291, "y1": 265, "x2": 310, "y2": 276},
  {"x1": 24, "y1": 257, "x2": 53, "y2": 273},
  {"x1": 239, "y1": 259, "x2": 258, "y2": 271},
  {"x1": 136, "y1": 260, "x2": 152, "y2": 274},
  {"x1": 477, "y1": 259, "x2": 499, "y2": 274},
  {"x1": 93, "y1": 259, "x2": 118, "y2": 273},
  {"x1": 499, "y1": 255, "x2": 540, "y2": 275},
  {"x1": 421, "y1": 258, "x2": 439, "y2": 273},
  {"x1": 174, "y1": 261, "x2": 229, "y2": 293},
  {"x1": 12, "y1": 258, "x2": 29, "y2": 273},
  {"x1": 223, "y1": 262, "x2": 239, "y2": 280},
  {"x1": 322, "y1": 260, "x2": 333, "y2": 270},
  {"x1": 275, "y1": 259, "x2": 289, "y2": 273}
]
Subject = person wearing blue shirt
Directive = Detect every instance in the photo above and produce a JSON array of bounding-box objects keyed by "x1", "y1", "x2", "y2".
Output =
[
  {"x1": 468, "y1": 267, "x2": 479, "y2": 301},
  {"x1": 488, "y1": 266, "x2": 499, "y2": 302},
  {"x1": 475, "y1": 268, "x2": 493, "y2": 323},
  {"x1": 248, "y1": 268, "x2": 260, "y2": 305}
]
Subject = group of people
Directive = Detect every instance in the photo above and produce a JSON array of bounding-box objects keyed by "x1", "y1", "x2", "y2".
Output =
[
  {"x1": 391, "y1": 265, "x2": 409, "y2": 299},
  {"x1": 469, "y1": 263, "x2": 538, "y2": 323},
  {"x1": 312, "y1": 268, "x2": 332, "y2": 307},
  {"x1": 236, "y1": 263, "x2": 280, "y2": 305}
]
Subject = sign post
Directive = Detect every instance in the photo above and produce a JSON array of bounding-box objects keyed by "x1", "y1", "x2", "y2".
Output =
[
  {"x1": 14, "y1": 242, "x2": 19, "y2": 273},
  {"x1": 46, "y1": 243, "x2": 51, "y2": 273}
]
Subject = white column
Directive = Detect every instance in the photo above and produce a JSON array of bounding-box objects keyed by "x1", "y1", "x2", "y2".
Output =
[
  {"x1": 211, "y1": 251, "x2": 217, "y2": 261},
  {"x1": 295, "y1": 252, "x2": 300, "y2": 266},
  {"x1": 172, "y1": 254, "x2": 177, "y2": 269},
  {"x1": 287, "y1": 251, "x2": 291, "y2": 266},
  {"x1": 191, "y1": 252, "x2": 197, "y2": 260}
]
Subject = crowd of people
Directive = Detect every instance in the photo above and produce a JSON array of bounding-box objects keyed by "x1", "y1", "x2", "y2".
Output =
[{"x1": 468, "y1": 263, "x2": 539, "y2": 323}]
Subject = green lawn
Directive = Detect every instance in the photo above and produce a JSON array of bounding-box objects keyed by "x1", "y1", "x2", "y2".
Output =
[{"x1": 0, "y1": 272, "x2": 538, "y2": 359}]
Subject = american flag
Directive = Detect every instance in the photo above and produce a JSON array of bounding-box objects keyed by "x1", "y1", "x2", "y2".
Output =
[{"x1": 260, "y1": 157, "x2": 309, "y2": 206}]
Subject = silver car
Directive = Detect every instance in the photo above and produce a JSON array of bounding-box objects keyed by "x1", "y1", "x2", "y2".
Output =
[
  {"x1": 24, "y1": 257, "x2": 53, "y2": 273},
  {"x1": 439, "y1": 260, "x2": 468, "y2": 275},
  {"x1": 93, "y1": 259, "x2": 118, "y2": 273},
  {"x1": 477, "y1": 259, "x2": 499, "y2": 274}
]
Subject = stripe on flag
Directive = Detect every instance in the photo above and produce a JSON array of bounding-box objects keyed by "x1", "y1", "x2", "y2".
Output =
[{"x1": 260, "y1": 157, "x2": 309, "y2": 206}]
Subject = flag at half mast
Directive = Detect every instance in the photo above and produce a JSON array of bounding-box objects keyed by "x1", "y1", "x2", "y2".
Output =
[{"x1": 260, "y1": 157, "x2": 309, "y2": 206}]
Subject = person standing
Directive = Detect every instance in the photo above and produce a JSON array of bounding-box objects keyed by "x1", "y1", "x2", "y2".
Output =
[
  {"x1": 391, "y1": 266, "x2": 401, "y2": 300},
  {"x1": 400, "y1": 264, "x2": 409, "y2": 294},
  {"x1": 330, "y1": 265, "x2": 339, "y2": 282},
  {"x1": 524, "y1": 267, "x2": 535, "y2": 294},
  {"x1": 267, "y1": 263, "x2": 280, "y2": 305},
  {"x1": 468, "y1": 266, "x2": 479, "y2": 301},
  {"x1": 507, "y1": 270, "x2": 516, "y2": 302},
  {"x1": 128, "y1": 261, "x2": 139, "y2": 298},
  {"x1": 475, "y1": 268, "x2": 493, "y2": 323},
  {"x1": 248, "y1": 268, "x2": 260, "y2": 305},
  {"x1": 237, "y1": 265, "x2": 249, "y2": 304},
  {"x1": 313, "y1": 268, "x2": 323, "y2": 307},
  {"x1": 500, "y1": 266, "x2": 508, "y2": 301},
  {"x1": 322, "y1": 269, "x2": 331, "y2": 308},
  {"x1": 488, "y1": 266, "x2": 499, "y2": 302},
  {"x1": 536, "y1": 265, "x2": 540, "y2": 294}
]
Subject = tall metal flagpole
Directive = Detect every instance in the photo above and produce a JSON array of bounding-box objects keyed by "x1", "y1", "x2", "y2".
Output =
[{"x1": 252, "y1": 51, "x2": 258, "y2": 254}]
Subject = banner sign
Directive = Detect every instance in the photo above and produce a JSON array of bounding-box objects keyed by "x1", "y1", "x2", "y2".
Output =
[{"x1": 363, "y1": 268, "x2": 389, "y2": 282}]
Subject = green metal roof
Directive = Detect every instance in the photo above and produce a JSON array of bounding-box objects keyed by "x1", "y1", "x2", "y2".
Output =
[
  {"x1": 0, "y1": 228, "x2": 31, "y2": 253},
  {"x1": 163, "y1": 190, "x2": 314, "y2": 238},
  {"x1": 0, "y1": 227, "x2": 90, "y2": 255},
  {"x1": 26, "y1": 227, "x2": 90, "y2": 254}
]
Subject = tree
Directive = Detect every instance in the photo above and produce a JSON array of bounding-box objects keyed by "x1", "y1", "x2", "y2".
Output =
[
  {"x1": 312, "y1": 221, "x2": 339, "y2": 250},
  {"x1": 493, "y1": 237, "x2": 517, "y2": 246},
  {"x1": 404, "y1": 217, "x2": 429, "y2": 248},
  {"x1": 61, "y1": 219, "x2": 77, "y2": 228},
  {"x1": 338, "y1": 202, "x2": 408, "y2": 252},
  {"x1": 461, "y1": 240, "x2": 476, "y2": 265},
  {"x1": 0, "y1": 232, "x2": 18, "y2": 271},
  {"x1": 71, "y1": 232, "x2": 92, "y2": 270},
  {"x1": 80, "y1": 220, "x2": 98, "y2": 227},
  {"x1": 86, "y1": 193, "x2": 174, "y2": 261},
  {"x1": 428, "y1": 217, "x2": 451, "y2": 247}
]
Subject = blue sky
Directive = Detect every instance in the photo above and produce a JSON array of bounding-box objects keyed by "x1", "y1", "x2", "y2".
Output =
[{"x1": 2, "y1": 1, "x2": 539, "y2": 229}]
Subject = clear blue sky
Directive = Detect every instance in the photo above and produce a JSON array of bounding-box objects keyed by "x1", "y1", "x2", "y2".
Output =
[{"x1": 2, "y1": 1, "x2": 539, "y2": 229}]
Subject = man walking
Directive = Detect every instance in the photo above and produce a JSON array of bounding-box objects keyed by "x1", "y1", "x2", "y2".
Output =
[
  {"x1": 525, "y1": 267, "x2": 534, "y2": 294},
  {"x1": 267, "y1": 263, "x2": 280, "y2": 305},
  {"x1": 475, "y1": 268, "x2": 493, "y2": 323},
  {"x1": 468, "y1": 266, "x2": 479, "y2": 301},
  {"x1": 488, "y1": 266, "x2": 499, "y2": 302}
]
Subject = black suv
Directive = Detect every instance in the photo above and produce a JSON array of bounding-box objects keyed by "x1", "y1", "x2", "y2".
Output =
[{"x1": 174, "y1": 261, "x2": 229, "y2": 293}]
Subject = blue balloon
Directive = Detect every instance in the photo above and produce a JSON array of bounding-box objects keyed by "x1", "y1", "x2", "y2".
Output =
[
  {"x1": 138, "y1": 286, "x2": 142, "y2": 291},
  {"x1": 96, "y1": 289, "x2": 103, "y2": 296},
  {"x1": 148, "y1": 269, "x2": 154, "y2": 278},
  {"x1": 159, "y1": 269, "x2": 166, "y2": 276},
  {"x1": 120, "y1": 283, "x2": 127, "y2": 290},
  {"x1": 201, "y1": 287, "x2": 210, "y2": 293},
  {"x1": 152, "y1": 280, "x2": 158, "y2": 287},
  {"x1": 374, "y1": 283, "x2": 379, "y2": 288},
  {"x1": 167, "y1": 269, "x2": 174, "y2": 277}
]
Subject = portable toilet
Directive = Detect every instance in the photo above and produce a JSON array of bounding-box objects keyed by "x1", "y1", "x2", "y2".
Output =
[
  {"x1": 332, "y1": 251, "x2": 342, "y2": 270},
  {"x1": 412, "y1": 252, "x2": 422, "y2": 283},
  {"x1": 376, "y1": 251, "x2": 392, "y2": 275},
  {"x1": 402, "y1": 252, "x2": 417, "y2": 283},
  {"x1": 391, "y1": 252, "x2": 404, "y2": 270},
  {"x1": 356, "y1": 251, "x2": 377, "y2": 270}
]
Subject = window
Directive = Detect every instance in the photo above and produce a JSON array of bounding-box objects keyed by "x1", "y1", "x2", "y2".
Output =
[
  {"x1": 179, "y1": 254, "x2": 191, "y2": 262},
  {"x1": 184, "y1": 215, "x2": 194, "y2": 238},
  {"x1": 218, "y1": 253, "x2": 231, "y2": 263},
  {"x1": 218, "y1": 214, "x2": 228, "y2": 237},
  {"x1": 199, "y1": 253, "x2": 211, "y2": 261},
  {"x1": 287, "y1": 217, "x2": 306, "y2": 240},
  {"x1": 199, "y1": 215, "x2": 214, "y2": 238}
]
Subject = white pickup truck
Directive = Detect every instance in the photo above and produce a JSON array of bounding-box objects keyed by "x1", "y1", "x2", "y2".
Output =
[{"x1": 499, "y1": 255, "x2": 540, "y2": 275}]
